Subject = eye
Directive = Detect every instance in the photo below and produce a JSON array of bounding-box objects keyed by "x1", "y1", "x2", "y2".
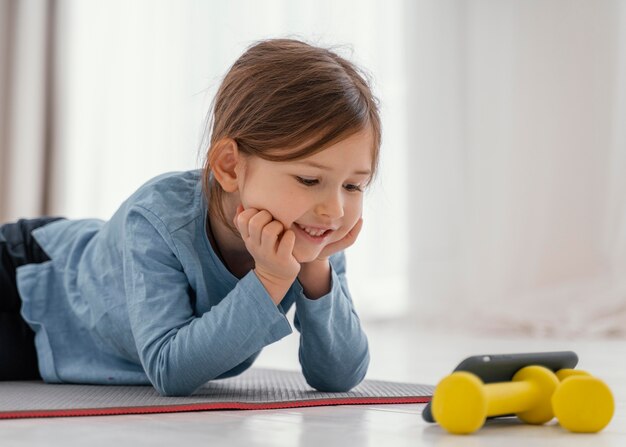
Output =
[
  {"x1": 344, "y1": 184, "x2": 364, "y2": 193},
  {"x1": 295, "y1": 176, "x2": 319, "y2": 187}
]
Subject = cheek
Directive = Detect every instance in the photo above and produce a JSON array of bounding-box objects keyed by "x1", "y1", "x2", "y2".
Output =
[
  {"x1": 344, "y1": 198, "x2": 363, "y2": 226},
  {"x1": 242, "y1": 187, "x2": 302, "y2": 227},
  {"x1": 272, "y1": 193, "x2": 304, "y2": 227},
  {"x1": 330, "y1": 198, "x2": 362, "y2": 240}
]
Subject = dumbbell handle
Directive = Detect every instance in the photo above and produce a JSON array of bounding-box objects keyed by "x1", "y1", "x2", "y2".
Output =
[
  {"x1": 484, "y1": 381, "x2": 541, "y2": 416},
  {"x1": 482, "y1": 368, "x2": 588, "y2": 417},
  {"x1": 485, "y1": 368, "x2": 594, "y2": 418}
]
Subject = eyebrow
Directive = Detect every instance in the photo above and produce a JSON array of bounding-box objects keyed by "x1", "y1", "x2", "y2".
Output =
[{"x1": 295, "y1": 160, "x2": 372, "y2": 176}]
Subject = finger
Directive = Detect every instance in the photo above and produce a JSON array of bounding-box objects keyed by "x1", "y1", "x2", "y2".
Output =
[
  {"x1": 340, "y1": 218, "x2": 363, "y2": 248},
  {"x1": 348, "y1": 217, "x2": 364, "y2": 240},
  {"x1": 235, "y1": 207, "x2": 258, "y2": 239},
  {"x1": 260, "y1": 220, "x2": 285, "y2": 251},
  {"x1": 248, "y1": 210, "x2": 274, "y2": 245},
  {"x1": 334, "y1": 218, "x2": 363, "y2": 248},
  {"x1": 319, "y1": 218, "x2": 364, "y2": 257},
  {"x1": 232, "y1": 204, "x2": 244, "y2": 231},
  {"x1": 277, "y1": 229, "x2": 296, "y2": 259},
  {"x1": 232, "y1": 204, "x2": 244, "y2": 222}
]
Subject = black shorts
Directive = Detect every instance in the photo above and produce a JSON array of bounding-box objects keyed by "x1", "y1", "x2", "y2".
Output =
[{"x1": 0, "y1": 217, "x2": 64, "y2": 380}]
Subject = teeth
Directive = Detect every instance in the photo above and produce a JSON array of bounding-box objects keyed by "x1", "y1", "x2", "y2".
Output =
[{"x1": 297, "y1": 224, "x2": 327, "y2": 237}]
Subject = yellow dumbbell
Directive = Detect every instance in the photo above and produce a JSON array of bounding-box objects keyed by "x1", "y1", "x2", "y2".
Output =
[
  {"x1": 431, "y1": 365, "x2": 559, "y2": 434},
  {"x1": 552, "y1": 369, "x2": 614, "y2": 433}
]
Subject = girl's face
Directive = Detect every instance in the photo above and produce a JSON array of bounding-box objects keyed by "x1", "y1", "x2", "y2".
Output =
[{"x1": 235, "y1": 127, "x2": 374, "y2": 263}]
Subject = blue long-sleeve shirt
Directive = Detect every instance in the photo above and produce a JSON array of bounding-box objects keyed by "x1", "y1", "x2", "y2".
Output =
[{"x1": 16, "y1": 170, "x2": 369, "y2": 396}]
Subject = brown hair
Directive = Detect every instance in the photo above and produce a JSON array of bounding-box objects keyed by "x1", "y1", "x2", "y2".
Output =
[{"x1": 201, "y1": 38, "x2": 382, "y2": 233}]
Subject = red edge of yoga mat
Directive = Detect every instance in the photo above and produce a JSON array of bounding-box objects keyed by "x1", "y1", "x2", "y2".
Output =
[{"x1": 0, "y1": 396, "x2": 431, "y2": 420}]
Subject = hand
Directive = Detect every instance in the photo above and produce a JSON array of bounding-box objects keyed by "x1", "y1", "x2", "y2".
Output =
[
  {"x1": 296, "y1": 218, "x2": 363, "y2": 299},
  {"x1": 314, "y1": 217, "x2": 364, "y2": 261},
  {"x1": 233, "y1": 205, "x2": 301, "y2": 304}
]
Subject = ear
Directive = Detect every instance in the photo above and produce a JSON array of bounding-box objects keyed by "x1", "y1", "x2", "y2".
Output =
[{"x1": 210, "y1": 138, "x2": 243, "y2": 193}]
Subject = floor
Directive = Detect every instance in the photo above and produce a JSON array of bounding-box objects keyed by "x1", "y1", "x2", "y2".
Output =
[{"x1": 2, "y1": 319, "x2": 625, "y2": 446}]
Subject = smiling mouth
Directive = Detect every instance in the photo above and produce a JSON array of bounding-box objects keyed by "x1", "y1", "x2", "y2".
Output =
[
  {"x1": 294, "y1": 223, "x2": 333, "y2": 242},
  {"x1": 296, "y1": 223, "x2": 330, "y2": 236}
]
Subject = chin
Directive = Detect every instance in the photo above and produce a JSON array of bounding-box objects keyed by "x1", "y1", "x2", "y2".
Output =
[{"x1": 292, "y1": 246, "x2": 322, "y2": 264}]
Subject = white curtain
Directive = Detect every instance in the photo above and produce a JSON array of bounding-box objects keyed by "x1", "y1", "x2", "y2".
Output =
[
  {"x1": 0, "y1": 0, "x2": 55, "y2": 221},
  {"x1": 407, "y1": 0, "x2": 626, "y2": 337}
]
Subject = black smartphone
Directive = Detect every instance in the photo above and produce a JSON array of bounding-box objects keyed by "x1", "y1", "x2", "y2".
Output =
[{"x1": 422, "y1": 351, "x2": 579, "y2": 423}]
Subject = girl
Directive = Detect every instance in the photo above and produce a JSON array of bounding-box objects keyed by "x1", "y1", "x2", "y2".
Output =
[{"x1": 0, "y1": 38, "x2": 381, "y2": 396}]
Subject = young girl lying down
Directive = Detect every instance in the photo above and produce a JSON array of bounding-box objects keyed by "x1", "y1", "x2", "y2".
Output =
[{"x1": 0, "y1": 38, "x2": 381, "y2": 396}]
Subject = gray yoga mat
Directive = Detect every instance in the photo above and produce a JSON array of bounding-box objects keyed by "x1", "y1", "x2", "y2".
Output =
[{"x1": 0, "y1": 368, "x2": 433, "y2": 419}]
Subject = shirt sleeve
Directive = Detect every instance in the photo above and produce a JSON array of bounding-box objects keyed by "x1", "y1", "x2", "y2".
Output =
[
  {"x1": 293, "y1": 252, "x2": 370, "y2": 392},
  {"x1": 123, "y1": 206, "x2": 293, "y2": 396}
]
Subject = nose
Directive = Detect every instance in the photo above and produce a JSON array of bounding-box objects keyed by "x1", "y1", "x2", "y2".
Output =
[{"x1": 315, "y1": 188, "x2": 344, "y2": 220}]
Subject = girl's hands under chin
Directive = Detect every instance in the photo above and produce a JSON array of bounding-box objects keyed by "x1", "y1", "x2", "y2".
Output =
[
  {"x1": 233, "y1": 205, "x2": 301, "y2": 304},
  {"x1": 295, "y1": 218, "x2": 363, "y2": 300},
  {"x1": 315, "y1": 217, "x2": 363, "y2": 261}
]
